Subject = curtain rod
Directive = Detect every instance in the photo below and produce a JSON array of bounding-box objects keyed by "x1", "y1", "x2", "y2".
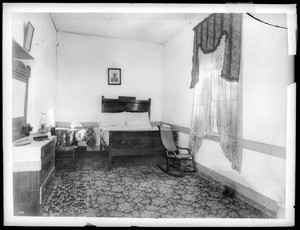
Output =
[{"x1": 246, "y1": 13, "x2": 287, "y2": 29}]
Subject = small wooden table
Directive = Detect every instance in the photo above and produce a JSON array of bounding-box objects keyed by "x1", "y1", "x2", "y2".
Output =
[{"x1": 55, "y1": 145, "x2": 78, "y2": 171}]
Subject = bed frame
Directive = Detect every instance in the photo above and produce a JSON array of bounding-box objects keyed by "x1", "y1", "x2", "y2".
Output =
[{"x1": 101, "y1": 96, "x2": 165, "y2": 170}]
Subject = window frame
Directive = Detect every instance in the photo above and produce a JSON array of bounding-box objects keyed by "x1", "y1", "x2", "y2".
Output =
[{"x1": 205, "y1": 78, "x2": 219, "y2": 137}]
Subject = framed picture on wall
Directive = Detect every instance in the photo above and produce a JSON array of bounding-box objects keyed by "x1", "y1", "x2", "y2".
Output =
[
  {"x1": 23, "y1": 21, "x2": 34, "y2": 52},
  {"x1": 108, "y1": 68, "x2": 121, "y2": 85}
]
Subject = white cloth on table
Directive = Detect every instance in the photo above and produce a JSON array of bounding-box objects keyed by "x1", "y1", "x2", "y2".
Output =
[{"x1": 12, "y1": 136, "x2": 55, "y2": 172}]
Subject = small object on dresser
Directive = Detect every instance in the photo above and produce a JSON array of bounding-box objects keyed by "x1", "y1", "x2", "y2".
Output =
[
  {"x1": 50, "y1": 127, "x2": 56, "y2": 136},
  {"x1": 38, "y1": 124, "x2": 49, "y2": 134},
  {"x1": 38, "y1": 113, "x2": 49, "y2": 134},
  {"x1": 15, "y1": 139, "x2": 31, "y2": 147},
  {"x1": 33, "y1": 135, "x2": 49, "y2": 141}
]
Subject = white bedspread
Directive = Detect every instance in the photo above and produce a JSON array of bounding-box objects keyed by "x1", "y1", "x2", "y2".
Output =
[{"x1": 101, "y1": 125, "x2": 159, "y2": 146}]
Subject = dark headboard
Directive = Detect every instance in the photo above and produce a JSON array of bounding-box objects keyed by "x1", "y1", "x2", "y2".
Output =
[{"x1": 101, "y1": 96, "x2": 151, "y2": 118}]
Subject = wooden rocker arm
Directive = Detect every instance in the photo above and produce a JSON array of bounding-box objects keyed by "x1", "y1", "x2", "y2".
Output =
[
  {"x1": 167, "y1": 151, "x2": 177, "y2": 158},
  {"x1": 176, "y1": 146, "x2": 191, "y2": 153}
]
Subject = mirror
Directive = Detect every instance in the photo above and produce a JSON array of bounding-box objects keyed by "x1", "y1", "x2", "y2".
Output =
[
  {"x1": 12, "y1": 60, "x2": 30, "y2": 141},
  {"x1": 12, "y1": 78, "x2": 26, "y2": 118}
]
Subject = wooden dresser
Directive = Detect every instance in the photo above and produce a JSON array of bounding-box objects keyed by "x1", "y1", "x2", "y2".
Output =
[{"x1": 13, "y1": 135, "x2": 56, "y2": 216}]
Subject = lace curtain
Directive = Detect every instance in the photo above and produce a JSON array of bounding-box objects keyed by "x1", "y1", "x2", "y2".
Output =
[
  {"x1": 189, "y1": 36, "x2": 226, "y2": 155},
  {"x1": 216, "y1": 57, "x2": 243, "y2": 173},
  {"x1": 189, "y1": 35, "x2": 243, "y2": 172}
]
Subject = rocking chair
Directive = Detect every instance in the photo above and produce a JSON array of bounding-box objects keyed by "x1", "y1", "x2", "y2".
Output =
[{"x1": 157, "y1": 124, "x2": 197, "y2": 177}]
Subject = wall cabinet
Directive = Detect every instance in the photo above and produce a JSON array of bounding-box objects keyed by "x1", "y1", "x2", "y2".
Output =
[{"x1": 13, "y1": 136, "x2": 56, "y2": 216}]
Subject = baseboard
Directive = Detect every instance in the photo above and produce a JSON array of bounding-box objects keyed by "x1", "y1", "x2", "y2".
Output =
[{"x1": 195, "y1": 161, "x2": 279, "y2": 218}]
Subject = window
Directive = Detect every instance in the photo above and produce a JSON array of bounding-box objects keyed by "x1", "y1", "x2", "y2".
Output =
[{"x1": 205, "y1": 74, "x2": 219, "y2": 136}]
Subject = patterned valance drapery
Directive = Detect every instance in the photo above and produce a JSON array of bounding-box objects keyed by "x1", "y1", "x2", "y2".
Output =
[{"x1": 190, "y1": 13, "x2": 242, "y2": 88}]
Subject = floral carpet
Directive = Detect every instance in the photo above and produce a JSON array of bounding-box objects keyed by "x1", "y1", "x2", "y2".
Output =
[{"x1": 40, "y1": 152, "x2": 272, "y2": 218}]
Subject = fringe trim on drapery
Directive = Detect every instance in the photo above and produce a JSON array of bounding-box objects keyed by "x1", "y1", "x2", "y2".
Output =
[{"x1": 190, "y1": 13, "x2": 242, "y2": 88}]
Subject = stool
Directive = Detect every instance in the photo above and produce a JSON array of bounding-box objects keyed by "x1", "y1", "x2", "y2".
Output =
[{"x1": 55, "y1": 145, "x2": 78, "y2": 171}]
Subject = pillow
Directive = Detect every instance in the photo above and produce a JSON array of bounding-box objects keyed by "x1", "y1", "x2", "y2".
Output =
[
  {"x1": 93, "y1": 127, "x2": 100, "y2": 146},
  {"x1": 69, "y1": 121, "x2": 83, "y2": 129},
  {"x1": 75, "y1": 129, "x2": 86, "y2": 142},
  {"x1": 55, "y1": 129, "x2": 75, "y2": 147},
  {"x1": 99, "y1": 112, "x2": 126, "y2": 129},
  {"x1": 125, "y1": 112, "x2": 151, "y2": 127}
]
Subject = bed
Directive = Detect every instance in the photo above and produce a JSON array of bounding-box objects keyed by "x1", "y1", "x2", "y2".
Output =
[{"x1": 100, "y1": 96, "x2": 170, "y2": 170}]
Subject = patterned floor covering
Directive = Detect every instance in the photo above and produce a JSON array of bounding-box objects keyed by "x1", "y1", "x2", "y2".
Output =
[{"x1": 40, "y1": 152, "x2": 272, "y2": 218}]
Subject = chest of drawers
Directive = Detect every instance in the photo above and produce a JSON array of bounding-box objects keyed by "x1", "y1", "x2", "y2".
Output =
[{"x1": 13, "y1": 136, "x2": 56, "y2": 216}]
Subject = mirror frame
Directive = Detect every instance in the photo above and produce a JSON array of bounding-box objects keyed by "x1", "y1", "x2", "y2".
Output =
[{"x1": 12, "y1": 60, "x2": 31, "y2": 141}]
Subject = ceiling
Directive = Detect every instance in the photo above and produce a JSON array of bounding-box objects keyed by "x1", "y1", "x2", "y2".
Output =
[
  {"x1": 50, "y1": 13, "x2": 288, "y2": 45},
  {"x1": 50, "y1": 13, "x2": 204, "y2": 44}
]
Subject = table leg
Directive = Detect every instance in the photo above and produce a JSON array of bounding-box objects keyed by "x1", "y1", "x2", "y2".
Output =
[
  {"x1": 108, "y1": 155, "x2": 112, "y2": 170},
  {"x1": 72, "y1": 149, "x2": 75, "y2": 171}
]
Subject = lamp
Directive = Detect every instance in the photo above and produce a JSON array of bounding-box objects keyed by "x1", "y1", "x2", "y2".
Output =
[
  {"x1": 48, "y1": 108, "x2": 55, "y2": 127},
  {"x1": 48, "y1": 108, "x2": 55, "y2": 135},
  {"x1": 38, "y1": 113, "x2": 49, "y2": 134}
]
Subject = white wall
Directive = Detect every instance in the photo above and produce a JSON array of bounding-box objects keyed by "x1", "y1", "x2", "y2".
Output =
[
  {"x1": 12, "y1": 13, "x2": 57, "y2": 132},
  {"x1": 56, "y1": 32, "x2": 162, "y2": 123},
  {"x1": 242, "y1": 13, "x2": 294, "y2": 147},
  {"x1": 161, "y1": 14, "x2": 208, "y2": 128},
  {"x1": 161, "y1": 13, "x2": 294, "y2": 208}
]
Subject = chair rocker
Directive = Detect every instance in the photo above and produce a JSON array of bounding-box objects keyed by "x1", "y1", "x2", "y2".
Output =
[{"x1": 157, "y1": 124, "x2": 197, "y2": 177}]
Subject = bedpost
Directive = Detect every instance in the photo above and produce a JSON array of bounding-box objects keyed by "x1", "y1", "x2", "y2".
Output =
[
  {"x1": 148, "y1": 98, "x2": 151, "y2": 118},
  {"x1": 101, "y1": 96, "x2": 105, "y2": 113}
]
